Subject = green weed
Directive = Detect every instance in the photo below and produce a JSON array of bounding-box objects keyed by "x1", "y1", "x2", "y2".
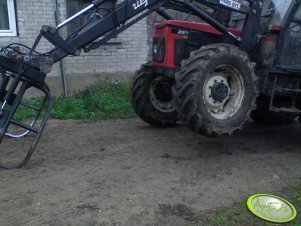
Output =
[
  {"x1": 155, "y1": 185, "x2": 301, "y2": 226},
  {"x1": 14, "y1": 82, "x2": 135, "y2": 121}
]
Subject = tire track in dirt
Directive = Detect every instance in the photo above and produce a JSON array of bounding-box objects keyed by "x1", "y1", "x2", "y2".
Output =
[{"x1": 0, "y1": 119, "x2": 300, "y2": 225}]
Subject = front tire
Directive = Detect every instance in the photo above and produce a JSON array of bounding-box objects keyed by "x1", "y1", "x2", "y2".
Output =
[
  {"x1": 173, "y1": 44, "x2": 258, "y2": 136},
  {"x1": 131, "y1": 64, "x2": 178, "y2": 127}
]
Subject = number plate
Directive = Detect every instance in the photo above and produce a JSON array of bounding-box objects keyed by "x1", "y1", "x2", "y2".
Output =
[{"x1": 219, "y1": 0, "x2": 241, "y2": 10}]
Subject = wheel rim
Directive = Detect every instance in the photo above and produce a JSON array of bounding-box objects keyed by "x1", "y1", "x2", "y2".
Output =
[
  {"x1": 203, "y1": 65, "x2": 245, "y2": 120},
  {"x1": 149, "y1": 77, "x2": 175, "y2": 113}
]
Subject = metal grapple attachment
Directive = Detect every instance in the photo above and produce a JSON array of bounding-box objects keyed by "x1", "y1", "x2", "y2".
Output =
[{"x1": 0, "y1": 45, "x2": 52, "y2": 169}]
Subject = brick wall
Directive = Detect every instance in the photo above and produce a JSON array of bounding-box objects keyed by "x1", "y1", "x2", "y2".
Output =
[
  {"x1": 0, "y1": 0, "x2": 62, "y2": 78},
  {"x1": 0, "y1": 0, "x2": 150, "y2": 95}
]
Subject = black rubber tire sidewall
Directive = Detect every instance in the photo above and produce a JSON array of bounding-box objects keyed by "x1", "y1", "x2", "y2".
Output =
[
  {"x1": 197, "y1": 49, "x2": 256, "y2": 135},
  {"x1": 173, "y1": 44, "x2": 258, "y2": 136},
  {"x1": 131, "y1": 65, "x2": 178, "y2": 127}
]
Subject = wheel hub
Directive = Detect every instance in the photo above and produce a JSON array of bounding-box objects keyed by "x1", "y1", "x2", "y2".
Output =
[
  {"x1": 211, "y1": 82, "x2": 229, "y2": 102},
  {"x1": 203, "y1": 68, "x2": 244, "y2": 120},
  {"x1": 204, "y1": 75, "x2": 230, "y2": 109},
  {"x1": 150, "y1": 77, "x2": 175, "y2": 113}
]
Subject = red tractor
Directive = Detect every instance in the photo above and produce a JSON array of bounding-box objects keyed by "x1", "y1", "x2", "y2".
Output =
[
  {"x1": 132, "y1": 0, "x2": 301, "y2": 136},
  {"x1": 1, "y1": 0, "x2": 300, "y2": 168}
]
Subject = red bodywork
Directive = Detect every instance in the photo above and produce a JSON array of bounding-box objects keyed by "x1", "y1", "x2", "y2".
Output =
[{"x1": 152, "y1": 20, "x2": 241, "y2": 69}]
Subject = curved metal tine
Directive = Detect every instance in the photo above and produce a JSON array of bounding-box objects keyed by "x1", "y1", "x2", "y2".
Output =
[
  {"x1": 0, "y1": 82, "x2": 52, "y2": 169},
  {"x1": 5, "y1": 120, "x2": 35, "y2": 138},
  {"x1": 5, "y1": 85, "x2": 48, "y2": 138}
]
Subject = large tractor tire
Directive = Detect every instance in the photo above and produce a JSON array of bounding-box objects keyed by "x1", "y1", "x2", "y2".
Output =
[
  {"x1": 131, "y1": 64, "x2": 178, "y2": 127},
  {"x1": 251, "y1": 95, "x2": 298, "y2": 125},
  {"x1": 173, "y1": 44, "x2": 258, "y2": 136}
]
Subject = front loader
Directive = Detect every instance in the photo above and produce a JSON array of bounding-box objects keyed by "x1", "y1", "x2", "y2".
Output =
[
  {"x1": 0, "y1": 0, "x2": 297, "y2": 168},
  {"x1": 0, "y1": 0, "x2": 247, "y2": 168}
]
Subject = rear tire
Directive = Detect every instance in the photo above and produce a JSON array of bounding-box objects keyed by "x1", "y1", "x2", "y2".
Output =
[
  {"x1": 131, "y1": 64, "x2": 178, "y2": 127},
  {"x1": 173, "y1": 44, "x2": 258, "y2": 136}
]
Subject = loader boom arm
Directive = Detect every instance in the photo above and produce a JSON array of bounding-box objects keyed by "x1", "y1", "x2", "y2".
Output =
[
  {"x1": 47, "y1": 0, "x2": 210, "y2": 62},
  {"x1": 46, "y1": 0, "x2": 262, "y2": 63}
]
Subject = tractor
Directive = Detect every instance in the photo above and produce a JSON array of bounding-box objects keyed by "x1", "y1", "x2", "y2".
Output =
[
  {"x1": 132, "y1": 0, "x2": 301, "y2": 136},
  {"x1": 0, "y1": 0, "x2": 300, "y2": 168}
]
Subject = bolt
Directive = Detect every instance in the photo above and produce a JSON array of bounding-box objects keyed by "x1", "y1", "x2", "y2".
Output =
[{"x1": 23, "y1": 55, "x2": 30, "y2": 62}]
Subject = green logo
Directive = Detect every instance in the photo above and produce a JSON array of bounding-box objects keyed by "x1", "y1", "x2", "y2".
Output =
[{"x1": 247, "y1": 194, "x2": 297, "y2": 223}]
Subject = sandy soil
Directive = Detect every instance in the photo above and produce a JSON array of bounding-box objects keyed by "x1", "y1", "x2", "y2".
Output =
[{"x1": 0, "y1": 119, "x2": 300, "y2": 226}]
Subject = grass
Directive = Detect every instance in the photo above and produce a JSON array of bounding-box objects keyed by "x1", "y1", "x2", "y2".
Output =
[
  {"x1": 156, "y1": 185, "x2": 301, "y2": 226},
  {"x1": 207, "y1": 190, "x2": 301, "y2": 226},
  {"x1": 14, "y1": 82, "x2": 135, "y2": 121},
  {"x1": 196, "y1": 186, "x2": 301, "y2": 226}
]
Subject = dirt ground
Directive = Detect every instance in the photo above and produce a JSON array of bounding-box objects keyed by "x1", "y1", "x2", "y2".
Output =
[{"x1": 0, "y1": 119, "x2": 300, "y2": 226}]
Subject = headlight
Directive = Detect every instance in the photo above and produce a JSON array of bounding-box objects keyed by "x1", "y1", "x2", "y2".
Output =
[{"x1": 153, "y1": 37, "x2": 165, "y2": 63}]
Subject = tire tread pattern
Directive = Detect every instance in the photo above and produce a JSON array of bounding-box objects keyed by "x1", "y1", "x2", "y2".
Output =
[
  {"x1": 173, "y1": 44, "x2": 258, "y2": 136},
  {"x1": 131, "y1": 64, "x2": 177, "y2": 127}
]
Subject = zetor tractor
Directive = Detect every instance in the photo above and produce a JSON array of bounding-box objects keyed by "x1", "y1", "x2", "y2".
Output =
[
  {"x1": 0, "y1": 0, "x2": 300, "y2": 168},
  {"x1": 131, "y1": 0, "x2": 301, "y2": 136}
]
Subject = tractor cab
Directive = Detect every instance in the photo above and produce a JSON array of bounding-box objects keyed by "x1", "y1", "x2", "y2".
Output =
[
  {"x1": 228, "y1": 0, "x2": 301, "y2": 72},
  {"x1": 272, "y1": 0, "x2": 301, "y2": 71},
  {"x1": 229, "y1": 0, "x2": 292, "y2": 28},
  {"x1": 262, "y1": 0, "x2": 293, "y2": 25}
]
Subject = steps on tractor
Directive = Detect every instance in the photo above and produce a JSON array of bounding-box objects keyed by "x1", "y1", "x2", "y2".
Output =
[{"x1": 270, "y1": 84, "x2": 301, "y2": 114}]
